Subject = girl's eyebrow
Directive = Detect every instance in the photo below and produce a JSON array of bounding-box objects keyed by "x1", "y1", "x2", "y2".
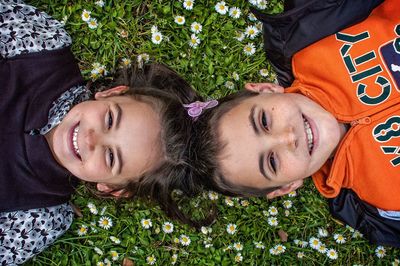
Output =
[
  {"x1": 115, "y1": 103, "x2": 123, "y2": 175},
  {"x1": 249, "y1": 105, "x2": 260, "y2": 135}
]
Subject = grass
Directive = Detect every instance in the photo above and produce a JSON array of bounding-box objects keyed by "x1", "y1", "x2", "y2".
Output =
[{"x1": 26, "y1": 0, "x2": 399, "y2": 265}]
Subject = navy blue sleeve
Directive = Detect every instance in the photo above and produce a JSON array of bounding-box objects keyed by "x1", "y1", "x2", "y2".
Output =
[{"x1": 328, "y1": 189, "x2": 400, "y2": 248}]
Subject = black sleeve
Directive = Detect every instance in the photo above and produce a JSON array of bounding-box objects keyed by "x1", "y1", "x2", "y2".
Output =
[
  {"x1": 328, "y1": 189, "x2": 400, "y2": 248},
  {"x1": 251, "y1": 0, "x2": 384, "y2": 87}
]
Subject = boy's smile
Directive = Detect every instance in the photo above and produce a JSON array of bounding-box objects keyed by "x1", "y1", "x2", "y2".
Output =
[
  {"x1": 217, "y1": 85, "x2": 347, "y2": 195},
  {"x1": 45, "y1": 86, "x2": 164, "y2": 189}
]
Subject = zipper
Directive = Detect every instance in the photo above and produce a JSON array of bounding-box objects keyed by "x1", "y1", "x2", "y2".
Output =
[{"x1": 350, "y1": 117, "x2": 371, "y2": 126}]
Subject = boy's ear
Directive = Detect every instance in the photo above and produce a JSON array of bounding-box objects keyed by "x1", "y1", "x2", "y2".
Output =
[
  {"x1": 245, "y1": 83, "x2": 284, "y2": 94},
  {"x1": 94, "y1": 85, "x2": 129, "y2": 100},
  {"x1": 266, "y1": 180, "x2": 303, "y2": 199},
  {"x1": 96, "y1": 183, "x2": 130, "y2": 198}
]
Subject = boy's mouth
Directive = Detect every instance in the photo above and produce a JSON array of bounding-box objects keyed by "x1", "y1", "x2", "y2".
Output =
[
  {"x1": 70, "y1": 123, "x2": 81, "y2": 160},
  {"x1": 302, "y1": 115, "x2": 314, "y2": 155}
]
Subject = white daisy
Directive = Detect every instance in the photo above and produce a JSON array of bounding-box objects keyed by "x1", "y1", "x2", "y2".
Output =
[
  {"x1": 215, "y1": 1, "x2": 228, "y2": 15},
  {"x1": 309, "y1": 237, "x2": 321, "y2": 249},
  {"x1": 162, "y1": 222, "x2": 174, "y2": 233},
  {"x1": 121, "y1": 58, "x2": 131, "y2": 67},
  {"x1": 333, "y1": 233, "x2": 346, "y2": 244},
  {"x1": 208, "y1": 191, "x2": 219, "y2": 201},
  {"x1": 226, "y1": 223, "x2": 237, "y2": 235},
  {"x1": 229, "y1": 7, "x2": 241, "y2": 19},
  {"x1": 174, "y1": 15, "x2": 185, "y2": 25},
  {"x1": 87, "y1": 18, "x2": 98, "y2": 29},
  {"x1": 98, "y1": 216, "x2": 113, "y2": 230},
  {"x1": 103, "y1": 259, "x2": 111, "y2": 266},
  {"x1": 297, "y1": 252, "x2": 305, "y2": 259},
  {"x1": 109, "y1": 236, "x2": 121, "y2": 244},
  {"x1": 180, "y1": 234, "x2": 191, "y2": 246},
  {"x1": 225, "y1": 197, "x2": 235, "y2": 206},
  {"x1": 94, "y1": 247, "x2": 103, "y2": 255},
  {"x1": 259, "y1": 68, "x2": 269, "y2": 77},
  {"x1": 245, "y1": 25, "x2": 260, "y2": 39},
  {"x1": 318, "y1": 228, "x2": 328, "y2": 238},
  {"x1": 233, "y1": 242, "x2": 243, "y2": 251},
  {"x1": 81, "y1": 9, "x2": 91, "y2": 22},
  {"x1": 327, "y1": 249, "x2": 338, "y2": 260},
  {"x1": 225, "y1": 81, "x2": 235, "y2": 90},
  {"x1": 137, "y1": 53, "x2": 150, "y2": 68},
  {"x1": 268, "y1": 206, "x2": 278, "y2": 216},
  {"x1": 232, "y1": 72, "x2": 239, "y2": 81},
  {"x1": 235, "y1": 253, "x2": 243, "y2": 262},
  {"x1": 248, "y1": 13, "x2": 258, "y2": 22},
  {"x1": 240, "y1": 200, "x2": 249, "y2": 207},
  {"x1": 243, "y1": 43, "x2": 256, "y2": 55},
  {"x1": 95, "y1": 0, "x2": 105, "y2": 7},
  {"x1": 288, "y1": 191, "x2": 297, "y2": 197},
  {"x1": 183, "y1": 0, "x2": 194, "y2": 10},
  {"x1": 110, "y1": 250, "x2": 118, "y2": 261},
  {"x1": 318, "y1": 244, "x2": 327, "y2": 254},
  {"x1": 352, "y1": 230, "x2": 363, "y2": 238},
  {"x1": 189, "y1": 34, "x2": 200, "y2": 48},
  {"x1": 173, "y1": 237, "x2": 180, "y2": 244},
  {"x1": 141, "y1": 219, "x2": 152, "y2": 229},
  {"x1": 119, "y1": 29, "x2": 129, "y2": 38},
  {"x1": 267, "y1": 217, "x2": 278, "y2": 226},
  {"x1": 254, "y1": 241, "x2": 265, "y2": 249},
  {"x1": 151, "y1": 31, "x2": 163, "y2": 44},
  {"x1": 235, "y1": 32, "x2": 245, "y2": 42},
  {"x1": 274, "y1": 244, "x2": 286, "y2": 254},
  {"x1": 151, "y1": 25, "x2": 158, "y2": 34},
  {"x1": 146, "y1": 255, "x2": 156, "y2": 265},
  {"x1": 77, "y1": 225, "x2": 88, "y2": 236},
  {"x1": 257, "y1": 0, "x2": 268, "y2": 9},
  {"x1": 190, "y1": 22, "x2": 202, "y2": 33},
  {"x1": 171, "y1": 254, "x2": 178, "y2": 265},
  {"x1": 249, "y1": 0, "x2": 259, "y2": 5},
  {"x1": 375, "y1": 246, "x2": 386, "y2": 258},
  {"x1": 96, "y1": 262, "x2": 105, "y2": 266}
]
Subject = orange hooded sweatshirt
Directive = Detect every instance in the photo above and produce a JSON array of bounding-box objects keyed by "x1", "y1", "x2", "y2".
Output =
[{"x1": 287, "y1": 0, "x2": 400, "y2": 210}]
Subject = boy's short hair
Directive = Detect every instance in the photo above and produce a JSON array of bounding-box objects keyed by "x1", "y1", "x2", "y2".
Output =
[{"x1": 191, "y1": 90, "x2": 281, "y2": 198}]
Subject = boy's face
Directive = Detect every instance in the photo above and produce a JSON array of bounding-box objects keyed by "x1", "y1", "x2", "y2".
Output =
[
  {"x1": 45, "y1": 86, "x2": 163, "y2": 191},
  {"x1": 217, "y1": 83, "x2": 346, "y2": 197}
]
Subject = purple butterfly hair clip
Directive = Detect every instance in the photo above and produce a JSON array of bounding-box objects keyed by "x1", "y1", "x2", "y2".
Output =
[{"x1": 183, "y1": 99, "x2": 219, "y2": 120}]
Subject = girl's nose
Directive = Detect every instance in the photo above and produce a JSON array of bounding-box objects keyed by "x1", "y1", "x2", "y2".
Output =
[{"x1": 85, "y1": 128, "x2": 99, "y2": 151}]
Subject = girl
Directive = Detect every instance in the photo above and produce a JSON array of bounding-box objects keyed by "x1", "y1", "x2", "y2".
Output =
[
  {"x1": 0, "y1": 1, "x2": 201, "y2": 263},
  {"x1": 190, "y1": 0, "x2": 400, "y2": 247}
]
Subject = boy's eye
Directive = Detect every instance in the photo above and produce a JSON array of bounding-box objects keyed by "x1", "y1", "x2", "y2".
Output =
[
  {"x1": 108, "y1": 148, "x2": 114, "y2": 167},
  {"x1": 108, "y1": 110, "x2": 113, "y2": 129},
  {"x1": 261, "y1": 111, "x2": 269, "y2": 130},
  {"x1": 269, "y1": 153, "x2": 276, "y2": 173}
]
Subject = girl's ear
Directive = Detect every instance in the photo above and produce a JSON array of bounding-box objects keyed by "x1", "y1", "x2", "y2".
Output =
[
  {"x1": 244, "y1": 83, "x2": 284, "y2": 94},
  {"x1": 96, "y1": 183, "x2": 129, "y2": 198},
  {"x1": 94, "y1": 85, "x2": 129, "y2": 100},
  {"x1": 266, "y1": 180, "x2": 303, "y2": 199}
]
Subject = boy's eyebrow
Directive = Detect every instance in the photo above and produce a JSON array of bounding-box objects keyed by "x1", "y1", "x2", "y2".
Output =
[
  {"x1": 249, "y1": 105, "x2": 259, "y2": 135},
  {"x1": 259, "y1": 153, "x2": 271, "y2": 180}
]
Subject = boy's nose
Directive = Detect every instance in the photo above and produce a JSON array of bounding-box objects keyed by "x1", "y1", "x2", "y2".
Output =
[{"x1": 273, "y1": 126, "x2": 297, "y2": 151}]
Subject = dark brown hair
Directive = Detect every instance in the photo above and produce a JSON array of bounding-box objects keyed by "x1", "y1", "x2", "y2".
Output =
[{"x1": 86, "y1": 63, "x2": 215, "y2": 227}]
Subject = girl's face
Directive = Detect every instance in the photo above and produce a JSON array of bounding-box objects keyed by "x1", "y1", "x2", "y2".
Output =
[
  {"x1": 45, "y1": 86, "x2": 163, "y2": 190},
  {"x1": 216, "y1": 83, "x2": 346, "y2": 197}
]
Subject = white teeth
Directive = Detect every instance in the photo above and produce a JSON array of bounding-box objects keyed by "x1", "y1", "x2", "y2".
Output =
[
  {"x1": 72, "y1": 125, "x2": 80, "y2": 156},
  {"x1": 303, "y1": 117, "x2": 314, "y2": 154}
]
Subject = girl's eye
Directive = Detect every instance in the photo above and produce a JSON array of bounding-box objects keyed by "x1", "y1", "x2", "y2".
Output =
[
  {"x1": 261, "y1": 111, "x2": 269, "y2": 130},
  {"x1": 108, "y1": 110, "x2": 113, "y2": 129},
  {"x1": 269, "y1": 153, "x2": 276, "y2": 173},
  {"x1": 108, "y1": 148, "x2": 114, "y2": 167}
]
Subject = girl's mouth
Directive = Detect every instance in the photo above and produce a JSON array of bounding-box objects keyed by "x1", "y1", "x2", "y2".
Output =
[
  {"x1": 70, "y1": 123, "x2": 81, "y2": 160},
  {"x1": 303, "y1": 115, "x2": 314, "y2": 155}
]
